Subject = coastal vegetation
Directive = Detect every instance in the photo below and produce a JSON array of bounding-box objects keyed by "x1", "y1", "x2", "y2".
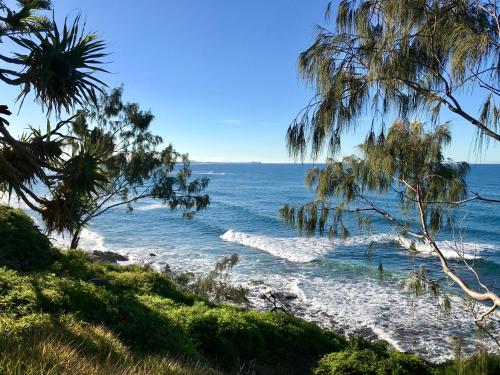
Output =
[
  {"x1": 0, "y1": 1, "x2": 209, "y2": 249},
  {"x1": 0, "y1": 0, "x2": 498, "y2": 374},
  {"x1": 1, "y1": 205, "x2": 499, "y2": 374},
  {"x1": 284, "y1": 0, "x2": 500, "y2": 336}
]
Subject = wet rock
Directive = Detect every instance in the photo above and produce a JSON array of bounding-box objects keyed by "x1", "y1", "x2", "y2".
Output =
[
  {"x1": 270, "y1": 291, "x2": 298, "y2": 301},
  {"x1": 89, "y1": 250, "x2": 128, "y2": 263},
  {"x1": 149, "y1": 253, "x2": 157, "y2": 257}
]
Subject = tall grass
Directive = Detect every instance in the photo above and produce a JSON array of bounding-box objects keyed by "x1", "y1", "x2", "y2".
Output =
[{"x1": 0, "y1": 316, "x2": 219, "y2": 375}]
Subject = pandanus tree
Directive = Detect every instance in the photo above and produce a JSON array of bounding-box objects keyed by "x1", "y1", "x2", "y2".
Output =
[
  {"x1": 0, "y1": 1, "x2": 209, "y2": 248},
  {"x1": 285, "y1": 0, "x2": 500, "y2": 327},
  {"x1": 63, "y1": 87, "x2": 209, "y2": 249},
  {"x1": 0, "y1": 0, "x2": 107, "y2": 236}
]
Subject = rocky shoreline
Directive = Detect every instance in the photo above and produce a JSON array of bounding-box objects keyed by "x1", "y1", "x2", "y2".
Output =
[{"x1": 85, "y1": 248, "x2": 381, "y2": 344}]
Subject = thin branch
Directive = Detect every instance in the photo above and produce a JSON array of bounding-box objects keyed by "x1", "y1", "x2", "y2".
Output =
[{"x1": 415, "y1": 186, "x2": 499, "y2": 321}]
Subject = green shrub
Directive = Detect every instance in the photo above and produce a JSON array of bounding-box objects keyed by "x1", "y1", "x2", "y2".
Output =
[
  {"x1": 436, "y1": 349, "x2": 500, "y2": 375},
  {"x1": 0, "y1": 205, "x2": 57, "y2": 271},
  {"x1": 140, "y1": 294, "x2": 346, "y2": 370},
  {"x1": 313, "y1": 337, "x2": 432, "y2": 375},
  {"x1": 0, "y1": 249, "x2": 345, "y2": 372}
]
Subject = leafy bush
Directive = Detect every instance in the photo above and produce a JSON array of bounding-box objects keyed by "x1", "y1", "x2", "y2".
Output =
[
  {"x1": 435, "y1": 349, "x2": 500, "y2": 375},
  {"x1": 0, "y1": 244, "x2": 345, "y2": 373},
  {"x1": 190, "y1": 254, "x2": 249, "y2": 304},
  {"x1": 140, "y1": 294, "x2": 345, "y2": 368},
  {"x1": 313, "y1": 336, "x2": 432, "y2": 375},
  {"x1": 0, "y1": 205, "x2": 57, "y2": 271}
]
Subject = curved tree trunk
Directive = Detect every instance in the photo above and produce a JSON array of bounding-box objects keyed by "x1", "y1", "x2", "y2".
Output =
[
  {"x1": 415, "y1": 189, "x2": 499, "y2": 321},
  {"x1": 70, "y1": 228, "x2": 81, "y2": 249}
]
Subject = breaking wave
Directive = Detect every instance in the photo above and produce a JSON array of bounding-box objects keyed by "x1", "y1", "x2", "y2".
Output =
[
  {"x1": 193, "y1": 171, "x2": 230, "y2": 175},
  {"x1": 220, "y1": 230, "x2": 393, "y2": 262},
  {"x1": 397, "y1": 236, "x2": 497, "y2": 260},
  {"x1": 221, "y1": 230, "x2": 497, "y2": 263}
]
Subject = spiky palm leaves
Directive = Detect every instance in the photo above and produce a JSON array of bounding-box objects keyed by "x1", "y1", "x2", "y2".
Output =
[
  {"x1": 1, "y1": 0, "x2": 107, "y2": 113},
  {"x1": 0, "y1": 1, "x2": 52, "y2": 35},
  {"x1": 0, "y1": 2, "x2": 110, "y2": 240},
  {"x1": 41, "y1": 146, "x2": 108, "y2": 235},
  {"x1": 11, "y1": 16, "x2": 107, "y2": 112}
]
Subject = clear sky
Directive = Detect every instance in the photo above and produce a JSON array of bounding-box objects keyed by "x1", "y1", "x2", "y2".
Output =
[{"x1": 1, "y1": 0, "x2": 499, "y2": 163}]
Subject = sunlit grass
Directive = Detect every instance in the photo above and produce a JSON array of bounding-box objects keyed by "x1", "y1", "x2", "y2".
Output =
[{"x1": 0, "y1": 315, "x2": 219, "y2": 375}]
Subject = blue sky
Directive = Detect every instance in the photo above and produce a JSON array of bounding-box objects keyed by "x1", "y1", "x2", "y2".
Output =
[{"x1": 2, "y1": 0, "x2": 499, "y2": 163}]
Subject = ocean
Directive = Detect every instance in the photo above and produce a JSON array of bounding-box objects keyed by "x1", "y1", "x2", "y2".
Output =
[{"x1": 9, "y1": 163, "x2": 500, "y2": 362}]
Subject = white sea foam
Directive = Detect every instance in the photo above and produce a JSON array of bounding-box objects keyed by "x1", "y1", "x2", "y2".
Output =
[
  {"x1": 397, "y1": 236, "x2": 496, "y2": 260},
  {"x1": 221, "y1": 230, "x2": 496, "y2": 263},
  {"x1": 220, "y1": 230, "x2": 392, "y2": 262},
  {"x1": 235, "y1": 271, "x2": 500, "y2": 362},
  {"x1": 79, "y1": 228, "x2": 107, "y2": 251},
  {"x1": 193, "y1": 171, "x2": 229, "y2": 176},
  {"x1": 136, "y1": 203, "x2": 165, "y2": 211},
  {"x1": 47, "y1": 226, "x2": 108, "y2": 253},
  {"x1": 300, "y1": 275, "x2": 499, "y2": 361}
]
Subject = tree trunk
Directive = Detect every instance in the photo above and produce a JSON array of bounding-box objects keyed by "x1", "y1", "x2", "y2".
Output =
[
  {"x1": 70, "y1": 228, "x2": 81, "y2": 249},
  {"x1": 415, "y1": 188, "x2": 499, "y2": 321}
]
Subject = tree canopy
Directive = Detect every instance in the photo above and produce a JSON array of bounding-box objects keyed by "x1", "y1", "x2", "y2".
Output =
[
  {"x1": 284, "y1": 0, "x2": 500, "y2": 328},
  {"x1": 287, "y1": 0, "x2": 500, "y2": 160},
  {"x1": 0, "y1": 1, "x2": 209, "y2": 248},
  {"x1": 62, "y1": 87, "x2": 210, "y2": 248}
]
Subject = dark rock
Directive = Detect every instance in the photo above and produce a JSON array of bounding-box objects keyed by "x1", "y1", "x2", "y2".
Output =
[
  {"x1": 89, "y1": 250, "x2": 128, "y2": 263},
  {"x1": 87, "y1": 278, "x2": 107, "y2": 286},
  {"x1": 149, "y1": 253, "x2": 157, "y2": 257},
  {"x1": 270, "y1": 291, "x2": 298, "y2": 301}
]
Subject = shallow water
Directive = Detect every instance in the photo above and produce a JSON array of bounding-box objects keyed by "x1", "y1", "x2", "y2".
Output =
[{"x1": 7, "y1": 163, "x2": 500, "y2": 362}]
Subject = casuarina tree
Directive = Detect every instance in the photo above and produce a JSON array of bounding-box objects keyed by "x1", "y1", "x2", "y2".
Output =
[{"x1": 284, "y1": 0, "x2": 500, "y2": 329}]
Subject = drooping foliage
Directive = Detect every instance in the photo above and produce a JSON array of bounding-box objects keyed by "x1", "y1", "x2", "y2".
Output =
[
  {"x1": 285, "y1": 0, "x2": 500, "y2": 325},
  {"x1": 282, "y1": 120, "x2": 469, "y2": 236},
  {"x1": 288, "y1": 0, "x2": 500, "y2": 160},
  {"x1": 281, "y1": 120, "x2": 499, "y2": 321}
]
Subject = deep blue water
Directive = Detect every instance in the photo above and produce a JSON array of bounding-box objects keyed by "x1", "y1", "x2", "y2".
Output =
[{"x1": 11, "y1": 163, "x2": 500, "y2": 362}]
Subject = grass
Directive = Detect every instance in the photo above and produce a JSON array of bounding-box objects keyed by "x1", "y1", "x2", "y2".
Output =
[{"x1": 0, "y1": 314, "x2": 219, "y2": 375}]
